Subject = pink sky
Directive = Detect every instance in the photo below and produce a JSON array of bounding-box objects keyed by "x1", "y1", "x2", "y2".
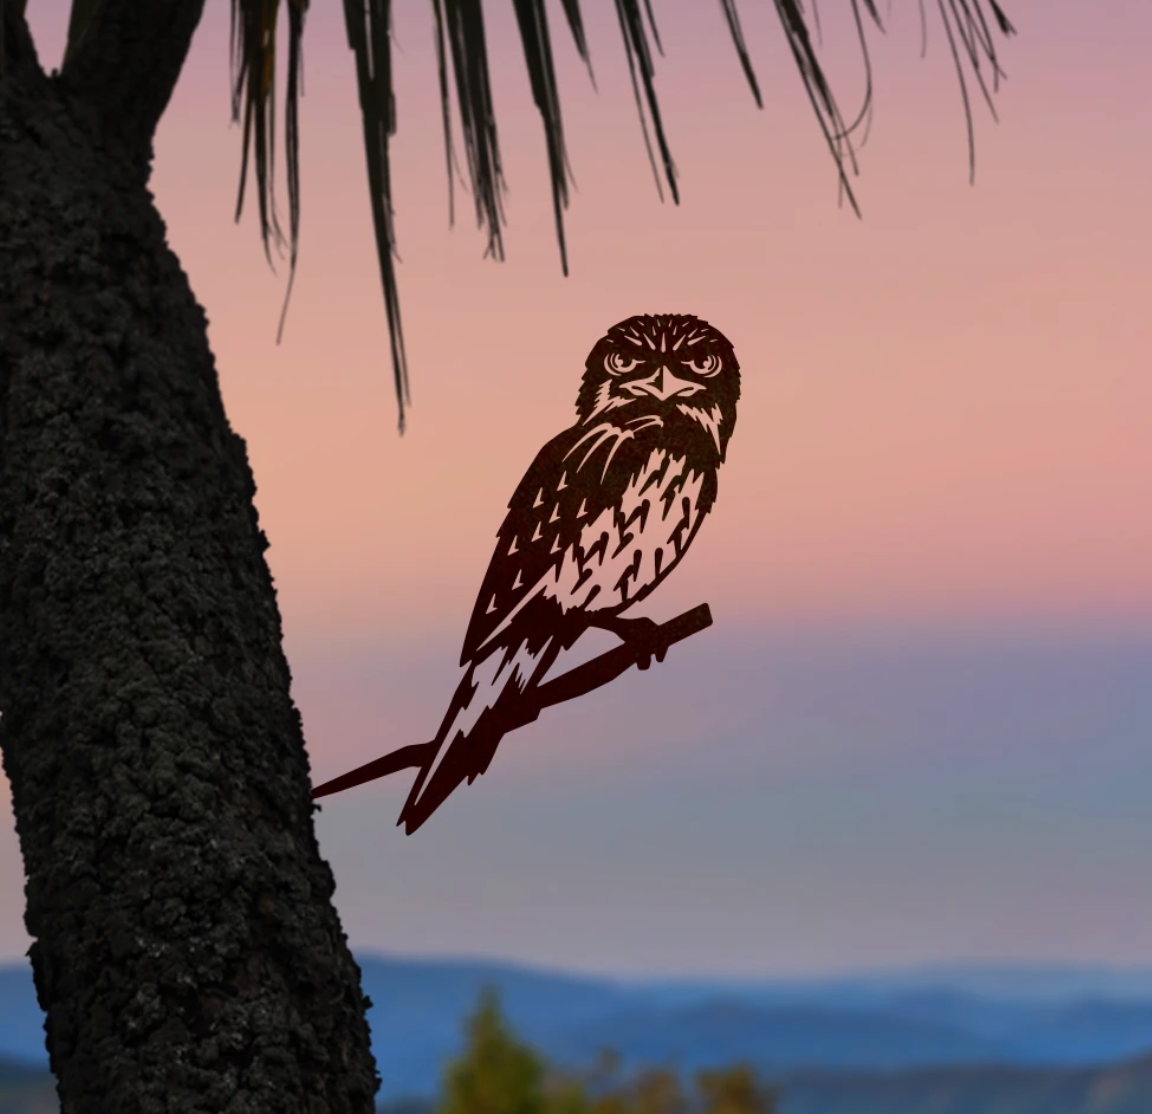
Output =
[
  {"x1": 62, "y1": 0, "x2": 1147, "y2": 642},
  {"x1": 2, "y1": 0, "x2": 1149, "y2": 976}
]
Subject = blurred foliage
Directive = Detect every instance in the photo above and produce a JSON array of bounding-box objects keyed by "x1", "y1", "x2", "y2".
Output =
[
  {"x1": 425, "y1": 992, "x2": 1152, "y2": 1114},
  {"x1": 437, "y1": 990, "x2": 778, "y2": 1114},
  {"x1": 437, "y1": 988, "x2": 548, "y2": 1114},
  {"x1": 696, "y1": 1065, "x2": 779, "y2": 1114}
]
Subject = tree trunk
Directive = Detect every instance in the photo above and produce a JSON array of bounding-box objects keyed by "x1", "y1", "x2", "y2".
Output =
[{"x1": 0, "y1": 10, "x2": 380, "y2": 1113}]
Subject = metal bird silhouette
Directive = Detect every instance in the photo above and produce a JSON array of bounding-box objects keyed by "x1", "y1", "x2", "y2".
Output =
[{"x1": 311, "y1": 314, "x2": 741, "y2": 833}]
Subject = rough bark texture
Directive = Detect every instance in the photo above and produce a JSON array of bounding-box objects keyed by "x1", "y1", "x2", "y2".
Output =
[{"x1": 0, "y1": 9, "x2": 380, "y2": 1112}]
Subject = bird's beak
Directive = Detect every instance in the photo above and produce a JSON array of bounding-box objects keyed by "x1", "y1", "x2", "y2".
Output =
[{"x1": 625, "y1": 365, "x2": 703, "y2": 401}]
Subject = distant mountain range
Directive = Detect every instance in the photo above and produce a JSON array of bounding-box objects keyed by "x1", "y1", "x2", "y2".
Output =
[
  {"x1": 4, "y1": 954, "x2": 1152, "y2": 1108},
  {"x1": 775, "y1": 1052, "x2": 1152, "y2": 1114}
]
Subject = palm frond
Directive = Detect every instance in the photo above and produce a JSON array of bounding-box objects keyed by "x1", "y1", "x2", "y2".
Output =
[
  {"x1": 433, "y1": 0, "x2": 507, "y2": 264},
  {"x1": 432, "y1": 0, "x2": 461, "y2": 227},
  {"x1": 935, "y1": 0, "x2": 1016, "y2": 183},
  {"x1": 230, "y1": 0, "x2": 310, "y2": 358},
  {"x1": 613, "y1": 0, "x2": 678, "y2": 204},
  {"x1": 718, "y1": 0, "x2": 763, "y2": 109},
  {"x1": 556, "y1": 0, "x2": 595, "y2": 88},
  {"x1": 641, "y1": 0, "x2": 664, "y2": 56},
  {"x1": 279, "y1": 0, "x2": 305, "y2": 341},
  {"x1": 231, "y1": 0, "x2": 289, "y2": 267},
  {"x1": 231, "y1": 0, "x2": 1013, "y2": 432},
  {"x1": 343, "y1": 0, "x2": 410, "y2": 430},
  {"x1": 512, "y1": 0, "x2": 574, "y2": 274}
]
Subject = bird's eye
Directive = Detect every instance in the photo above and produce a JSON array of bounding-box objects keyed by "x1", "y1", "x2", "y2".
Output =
[
  {"x1": 685, "y1": 353, "x2": 722, "y2": 377},
  {"x1": 605, "y1": 352, "x2": 641, "y2": 376}
]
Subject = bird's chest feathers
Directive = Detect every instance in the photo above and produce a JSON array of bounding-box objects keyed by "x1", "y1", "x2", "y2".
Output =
[{"x1": 544, "y1": 448, "x2": 709, "y2": 612}]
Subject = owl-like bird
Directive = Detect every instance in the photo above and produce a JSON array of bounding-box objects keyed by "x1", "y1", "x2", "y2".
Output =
[{"x1": 393, "y1": 314, "x2": 740, "y2": 833}]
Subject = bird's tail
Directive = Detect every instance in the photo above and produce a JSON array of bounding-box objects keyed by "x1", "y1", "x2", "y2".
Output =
[{"x1": 398, "y1": 637, "x2": 561, "y2": 834}]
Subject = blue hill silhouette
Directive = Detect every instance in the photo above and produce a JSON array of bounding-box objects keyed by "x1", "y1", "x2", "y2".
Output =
[{"x1": 4, "y1": 954, "x2": 1152, "y2": 1100}]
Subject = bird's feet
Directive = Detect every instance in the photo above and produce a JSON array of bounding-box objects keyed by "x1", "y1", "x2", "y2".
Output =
[{"x1": 594, "y1": 615, "x2": 670, "y2": 671}]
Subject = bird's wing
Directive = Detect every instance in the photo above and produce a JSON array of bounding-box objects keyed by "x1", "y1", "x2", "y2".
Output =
[
  {"x1": 461, "y1": 417, "x2": 720, "y2": 664},
  {"x1": 460, "y1": 426, "x2": 592, "y2": 664}
]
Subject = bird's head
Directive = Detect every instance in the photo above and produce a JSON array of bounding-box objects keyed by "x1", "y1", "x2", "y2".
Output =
[{"x1": 575, "y1": 314, "x2": 741, "y2": 462}]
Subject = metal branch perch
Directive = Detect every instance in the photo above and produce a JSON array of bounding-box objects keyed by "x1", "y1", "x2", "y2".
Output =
[{"x1": 310, "y1": 603, "x2": 713, "y2": 800}]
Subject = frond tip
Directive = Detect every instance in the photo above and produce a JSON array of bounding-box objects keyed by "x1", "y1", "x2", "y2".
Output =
[
  {"x1": 763, "y1": 0, "x2": 1017, "y2": 211},
  {"x1": 512, "y1": 0, "x2": 575, "y2": 275},
  {"x1": 344, "y1": 0, "x2": 410, "y2": 432},
  {"x1": 432, "y1": 0, "x2": 508, "y2": 263},
  {"x1": 230, "y1": 0, "x2": 311, "y2": 356}
]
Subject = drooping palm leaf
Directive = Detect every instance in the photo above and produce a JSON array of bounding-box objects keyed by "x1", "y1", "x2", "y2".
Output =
[
  {"x1": 343, "y1": 0, "x2": 410, "y2": 430},
  {"x1": 228, "y1": 0, "x2": 1015, "y2": 431},
  {"x1": 936, "y1": 0, "x2": 1016, "y2": 181},
  {"x1": 718, "y1": 0, "x2": 763, "y2": 109},
  {"x1": 613, "y1": 0, "x2": 678, "y2": 204},
  {"x1": 511, "y1": 0, "x2": 574, "y2": 274},
  {"x1": 557, "y1": 0, "x2": 596, "y2": 87},
  {"x1": 279, "y1": 0, "x2": 306, "y2": 341},
  {"x1": 434, "y1": 0, "x2": 507, "y2": 264},
  {"x1": 230, "y1": 0, "x2": 290, "y2": 268}
]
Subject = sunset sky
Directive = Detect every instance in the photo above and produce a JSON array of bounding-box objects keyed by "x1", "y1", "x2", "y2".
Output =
[{"x1": 2, "y1": 0, "x2": 1149, "y2": 977}]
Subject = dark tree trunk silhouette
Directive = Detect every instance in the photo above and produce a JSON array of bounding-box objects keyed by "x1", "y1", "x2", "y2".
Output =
[{"x1": 0, "y1": 6, "x2": 378, "y2": 1111}]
